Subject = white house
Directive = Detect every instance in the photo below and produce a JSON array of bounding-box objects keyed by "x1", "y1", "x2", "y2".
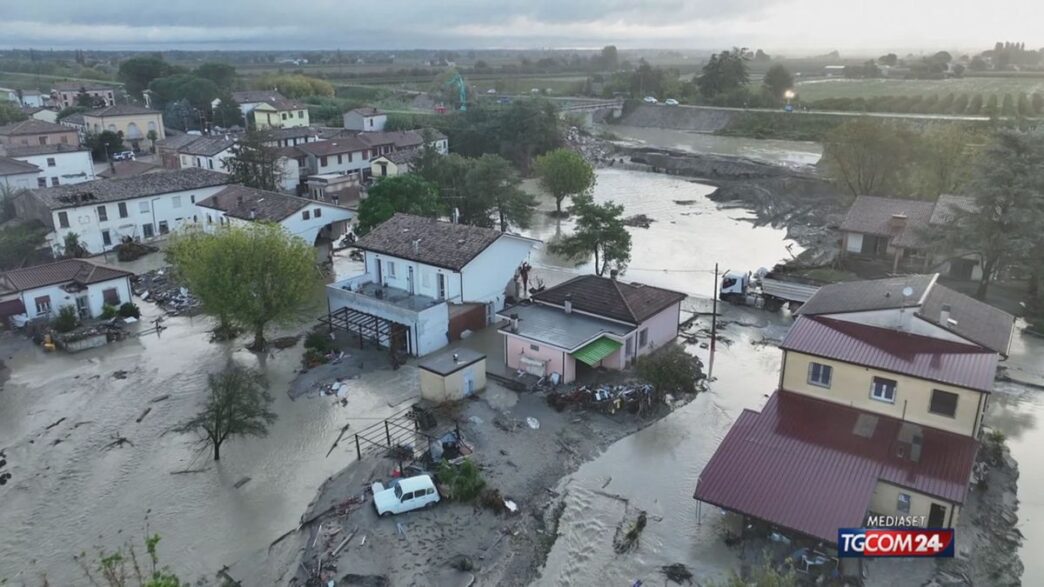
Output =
[
  {"x1": 0, "y1": 156, "x2": 40, "y2": 190},
  {"x1": 176, "y1": 135, "x2": 237, "y2": 173},
  {"x1": 297, "y1": 137, "x2": 371, "y2": 178},
  {"x1": 325, "y1": 213, "x2": 540, "y2": 356},
  {"x1": 343, "y1": 107, "x2": 387, "y2": 132},
  {"x1": 195, "y1": 185, "x2": 354, "y2": 259},
  {"x1": 0, "y1": 259, "x2": 134, "y2": 322},
  {"x1": 13, "y1": 168, "x2": 229, "y2": 255},
  {"x1": 371, "y1": 149, "x2": 420, "y2": 178},
  {"x1": 1, "y1": 144, "x2": 95, "y2": 187}
]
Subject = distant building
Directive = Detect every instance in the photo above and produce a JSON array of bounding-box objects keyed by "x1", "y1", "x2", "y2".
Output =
[
  {"x1": 51, "y1": 82, "x2": 116, "y2": 109},
  {"x1": 82, "y1": 105, "x2": 165, "y2": 152},
  {"x1": 343, "y1": 107, "x2": 387, "y2": 132},
  {"x1": 96, "y1": 159, "x2": 164, "y2": 179},
  {"x1": 23, "y1": 107, "x2": 58, "y2": 124},
  {"x1": 0, "y1": 156, "x2": 41, "y2": 190},
  {"x1": 371, "y1": 149, "x2": 420, "y2": 178},
  {"x1": 176, "y1": 135, "x2": 237, "y2": 173},
  {"x1": 0, "y1": 119, "x2": 80, "y2": 148},
  {"x1": 0, "y1": 143, "x2": 95, "y2": 187},
  {"x1": 218, "y1": 91, "x2": 310, "y2": 129}
]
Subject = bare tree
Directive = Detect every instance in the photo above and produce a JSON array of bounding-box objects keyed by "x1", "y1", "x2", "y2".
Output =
[{"x1": 179, "y1": 365, "x2": 277, "y2": 461}]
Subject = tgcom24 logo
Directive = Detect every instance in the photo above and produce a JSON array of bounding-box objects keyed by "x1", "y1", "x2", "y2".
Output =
[{"x1": 838, "y1": 528, "x2": 956, "y2": 558}]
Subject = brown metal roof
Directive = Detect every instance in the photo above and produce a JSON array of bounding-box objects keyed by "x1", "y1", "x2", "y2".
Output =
[
  {"x1": 782, "y1": 316, "x2": 998, "y2": 392},
  {"x1": 1, "y1": 259, "x2": 133, "y2": 292},
  {"x1": 533, "y1": 274, "x2": 686, "y2": 325},
  {"x1": 694, "y1": 391, "x2": 979, "y2": 543},
  {"x1": 355, "y1": 213, "x2": 520, "y2": 271}
]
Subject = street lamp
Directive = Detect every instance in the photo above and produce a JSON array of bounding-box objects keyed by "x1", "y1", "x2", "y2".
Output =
[{"x1": 783, "y1": 89, "x2": 796, "y2": 112}]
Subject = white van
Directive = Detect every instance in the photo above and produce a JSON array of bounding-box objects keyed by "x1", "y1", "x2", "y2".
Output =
[{"x1": 371, "y1": 474, "x2": 440, "y2": 516}]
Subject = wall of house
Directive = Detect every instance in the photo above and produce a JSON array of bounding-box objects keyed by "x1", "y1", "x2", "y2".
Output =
[
  {"x1": 503, "y1": 332, "x2": 572, "y2": 381},
  {"x1": 199, "y1": 202, "x2": 351, "y2": 247},
  {"x1": 326, "y1": 285, "x2": 449, "y2": 356},
  {"x1": 85, "y1": 113, "x2": 164, "y2": 144},
  {"x1": 370, "y1": 158, "x2": 402, "y2": 178},
  {"x1": 634, "y1": 302, "x2": 682, "y2": 359},
  {"x1": 306, "y1": 150, "x2": 369, "y2": 176},
  {"x1": 868, "y1": 480, "x2": 961, "y2": 528},
  {"x1": 19, "y1": 276, "x2": 132, "y2": 320},
  {"x1": 366, "y1": 252, "x2": 463, "y2": 302},
  {"x1": 278, "y1": 157, "x2": 302, "y2": 193},
  {"x1": 460, "y1": 236, "x2": 534, "y2": 311},
  {"x1": 420, "y1": 363, "x2": 486, "y2": 402},
  {"x1": 52, "y1": 185, "x2": 225, "y2": 254},
  {"x1": 820, "y1": 309, "x2": 977, "y2": 348},
  {"x1": 15, "y1": 150, "x2": 94, "y2": 186},
  {"x1": 0, "y1": 129, "x2": 80, "y2": 147},
  {"x1": 57, "y1": 89, "x2": 114, "y2": 108},
  {"x1": 781, "y1": 350, "x2": 986, "y2": 436},
  {"x1": 179, "y1": 150, "x2": 234, "y2": 174},
  {"x1": 254, "y1": 107, "x2": 310, "y2": 129},
  {"x1": 1, "y1": 170, "x2": 39, "y2": 191},
  {"x1": 344, "y1": 112, "x2": 388, "y2": 132},
  {"x1": 844, "y1": 232, "x2": 863, "y2": 254}
]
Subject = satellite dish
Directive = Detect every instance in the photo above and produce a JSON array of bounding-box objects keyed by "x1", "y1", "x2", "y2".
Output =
[{"x1": 902, "y1": 286, "x2": 914, "y2": 298}]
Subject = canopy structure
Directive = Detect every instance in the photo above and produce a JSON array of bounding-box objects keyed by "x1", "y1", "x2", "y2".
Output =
[{"x1": 571, "y1": 337, "x2": 622, "y2": 367}]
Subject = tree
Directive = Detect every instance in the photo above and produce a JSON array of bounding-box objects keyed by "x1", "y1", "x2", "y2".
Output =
[
  {"x1": 86, "y1": 130, "x2": 125, "y2": 160},
  {"x1": 600, "y1": 45, "x2": 619, "y2": 70},
  {"x1": 534, "y1": 148, "x2": 595, "y2": 215},
  {"x1": 762, "y1": 64, "x2": 794, "y2": 101},
  {"x1": 57, "y1": 105, "x2": 88, "y2": 121},
  {"x1": 549, "y1": 194, "x2": 632, "y2": 276},
  {"x1": 194, "y1": 62, "x2": 237, "y2": 91},
  {"x1": 496, "y1": 99, "x2": 562, "y2": 170},
  {"x1": 163, "y1": 98, "x2": 197, "y2": 132},
  {"x1": 213, "y1": 96, "x2": 244, "y2": 128},
  {"x1": 821, "y1": 119, "x2": 915, "y2": 196},
  {"x1": 356, "y1": 174, "x2": 442, "y2": 236},
  {"x1": 0, "y1": 101, "x2": 27, "y2": 126},
  {"x1": 879, "y1": 53, "x2": 899, "y2": 66},
  {"x1": 908, "y1": 124, "x2": 983, "y2": 197},
  {"x1": 754, "y1": 49, "x2": 772, "y2": 62},
  {"x1": 636, "y1": 343, "x2": 705, "y2": 397},
  {"x1": 0, "y1": 223, "x2": 48, "y2": 270},
  {"x1": 466, "y1": 154, "x2": 537, "y2": 231},
  {"x1": 166, "y1": 231, "x2": 242, "y2": 338},
  {"x1": 75, "y1": 533, "x2": 184, "y2": 587},
  {"x1": 696, "y1": 49, "x2": 749, "y2": 99},
  {"x1": 255, "y1": 74, "x2": 334, "y2": 98},
  {"x1": 148, "y1": 74, "x2": 219, "y2": 111},
  {"x1": 178, "y1": 365, "x2": 276, "y2": 460},
  {"x1": 969, "y1": 56, "x2": 988, "y2": 71},
  {"x1": 75, "y1": 87, "x2": 104, "y2": 108},
  {"x1": 118, "y1": 56, "x2": 175, "y2": 99},
  {"x1": 225, "y1": 129, "x2": 282, "y2": 191},
  {"x1": 929, "y1": 130, "x2": 1044, "y2": 299},
  {"x1": 63, "y1": 232, "x2": 89, "y2": 258}
]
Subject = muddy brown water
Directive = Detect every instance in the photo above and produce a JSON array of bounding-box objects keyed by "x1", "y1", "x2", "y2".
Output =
[{"x1": 603, "y1": 124, "x2": 823, "y2": 168}]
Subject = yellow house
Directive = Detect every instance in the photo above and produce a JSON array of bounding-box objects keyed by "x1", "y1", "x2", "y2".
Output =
[
  {"x1": 249, "y1": 100, "x2": 310, "y2": 129},
  {"x1": 83, "y1": 105, "x2": 165, "y2": 152}
]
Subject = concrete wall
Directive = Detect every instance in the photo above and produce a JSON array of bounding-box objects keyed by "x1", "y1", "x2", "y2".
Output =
[
  {"x1": 253, "y1": 106, "x2": 310, "y2": 129},
  {"x1": 14, "y1": 150, "x2": 94, "y2": 186},
  {"x1": 821, "y1": 309, "x2": 975, "y2": 348},
  {"x1": 180, "y1": 149, "x2": 235, "y2": 174},
  {"x1": 51, "y1": 185, "x2": 225, "y2": 254},
  {"x1": 781, "y1": 349, "x2": 986, "y2": 436},
  {"x1": 326, "y1": 285, "x2": 449, "y2": 356},
  {"x1": 306, "y1": 150, "x2": 370, "y2": 176},
  {"x1": 461, "y1": 235, "x2": 534, "y2": 312},
  {"x1": 56, "y1": 88, "x2": 114, "y2": 108},
  {"x1": 278, "y1": 156, "x2": 302, "y2": 193},
  {"x1": 634, "y1": 302, "x2": 681, "y2": 358},
  {"x1": 616, "y1": 104, "x2": 734, "y2": 132},
  {"x1": 420, "y1": 361, "x2": 487, "y2": 402},
  {"x1": 503, "y1": 332, "x2": 572, "y2": 380},
  {"x1": 868, "y1": 480, "x2": 961, "y2": 528},
  {"x1": 200, "y1": 202, "x2": 352, "y2": 247},
  {"x1": 19, "y1": 276, "x2": 132, "y2": 320}
]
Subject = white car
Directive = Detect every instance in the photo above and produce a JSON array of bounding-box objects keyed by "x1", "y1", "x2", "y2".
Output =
[
  {"x1": 643, "y1": 96, "x2": 658, "y2": 104},
  {"x1": 486, "y1": 88, "x2": 497, "y2": 94},
  {"x1": 372, "y1": 474, "x2": 440, "y2": 516},
  {"x1": 664, "y1": 98, "x2": 680, "y2": 106}
]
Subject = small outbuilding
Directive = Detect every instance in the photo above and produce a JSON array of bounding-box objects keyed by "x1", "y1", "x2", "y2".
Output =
[{"x1": 418, "y1": 348, "x2": 486, "y2": 402}]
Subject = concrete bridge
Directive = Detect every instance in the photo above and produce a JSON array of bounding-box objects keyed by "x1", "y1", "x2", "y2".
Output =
[{"x1": 555, "y1": 98, "x2": 624, "y2": 125}]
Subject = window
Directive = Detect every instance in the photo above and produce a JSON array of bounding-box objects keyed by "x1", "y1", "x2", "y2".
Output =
[
  {"x1": 51, "y1": 177, "x2": 59, "y2": 186},
  {"x1": 401, "y1": 491, "x2": 414, "y2": 502},
  {"x1": 897, "y1": 493, "x2": 911, "y2": 514},
  {"x1": 530, "y1": 344, "x2": 540, "y2": 352},
  {"x1": 368, "y1": 118, "x2": 373, "y2": 128},
  {"x1": 348, "y1": 152, "x2": 353, "y2": 162},
  {"x1": 60, "y1": 136, "x2": 68, "y2": 144},
  {"x1": 625, "y1": 337, "x2": 634, "y2": 358},
  {"x1": 142, "y1": 223, "x2": 154, "y2": 238},
  {"x1": 172, "y1": 196, "x2": 182, "y2": 209},
  {"x1": 314, "y1": 208, "x2": 322, "y2": 218},
  {"x1": 190, "y1": 195, "x2": 196, "y2": 204},
  {"x1": 195, "y1": 157, "x2": 202, "y2": 168},
  {"x1": 208, "y1": 160, "x2": 214, "y2": 169},
  {"x1": 46, "y1": 157, "x2": 56, "y2": 167},
  {"x1": 638, "y1": 328, "x2": 649, "y2": 348},
  {"x1": 57, "y1": 211, "x2": 69, "y2": 228},
  {"x1": 302, "y1": 210, "x2": 311, "y2": 220},
  {"x1": 281, "y1": 112, "x2": 288, "y2": 120},
  {"x1": 871, "y1": 377, "x2": 897, "y2": 403},
  {"x1": 808, "y1": 362, "x2": 833, "y2": 388},
  {"x1": 37, "y1": 177, "x2": 46, "y2": 187},
  {"x1": 337, "y1": 154, "x2": 343, "y2": 165},
  {"x1": 929, "y1": 389, "x2": 959, "y2": 418},
  {"x1": 102, "y1": 230, "x2": 111, "y2": 247},
  {"x1": 34, "y1": 295, "x2": 51, "y2": 314},
  {"x1": 320, "y1": 156, "x2": 328, "y2": 167},
  {"x1": 118, "y1": 202, "x2": 128, "y2": 218},
  {"x1": 387, "y1": 261, "x2": 397, "y2": 278},
  {"x1": 158, "y1": 221, "x2": 169, "y2": 235},
  {"x1": 139, "y1": 201, "x2": 150, "y2": 213},
  {"x1": 97, "y1": 205, "x2": 108, "y2": 222},
  {"x1": 102, "y1": 288, "x2": 121, "y2": 306},
  {"x1": 298, "y1": 110, "x2": 305, "y2": 118},
  {"x1": 207, "y1": 214, "x2": 213, "y2": 224},
  {"x1": 38, "y1": 136, "x2": 47, "y2": 145}
]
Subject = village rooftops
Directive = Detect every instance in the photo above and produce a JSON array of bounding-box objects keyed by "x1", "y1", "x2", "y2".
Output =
[
  {"x1": 499, "y1": 301, "x2": 633, "y2": 350},
  {"x1": 0, "y1": 259, "x2": 133, "y2": 293},
  {"x1": 418, "y1": 347, "x2": 485, "y2": 376},
  {"x1": 783, "y1": 316, "x2": 998, "y2": 392},
  {"x1": 155, "y1": 134, "x2": 205, "y2": 151},
  {"x1": 347, "y1": 107, "x2": 384, "y2": 116},
  {"x1": 230, "y1": 90, "x2": 304, "y2": 111},
  {"x1": 96, "y1": 159, "x2": 163, "y2": 179},
  {"x1": 53, "y1": 81, "x2": 115, "y2": 92},
  {"x1": 354, "y1": 213, "x2": 534, "y2": 271},
  {"x1": 0, "y1": 143, "x2": 88, "y2": 157},
  {"x1": 0, "y1": 119, "x2": 73, "y2": 137},
  {"x1": 796, "y1": 274, "x2": 1015, "y2": 355},
  {"x1": 693, "y1": 390, "x2": 980, "y2": 544},
  {"x1": 929, "y1": 194, "x2": 977, "y2": 225},
  {"x1": 0, "y1": 156, "x2": 40, "y2": 176},
  {"x1": 178, "y1": 135, "x2": 236, "y2": 157},
  {"x1": 382, "y1": 149, "x2": 421, "y2": 165},
  {"x1": 84, "y1": 104, "x2": 157, "y2": 117},
  {"x1": 196, "y1": 184, "x2": 320, "y2": 222},
  {"x1": 296, "y1": 137, "x2": 370, "y2": 157},
  {"x1": 27, "y1": 167, "x2": 228, "y2": 210},
  {"x1": 533, "y1": 274, "x2": 687, "y2": 325},
  {"x1": 840, "y1": 195, "x2": 935, "y2": 248},
  {"x1": 356, "y1": 129, "x2": 445, "y2": 149}
]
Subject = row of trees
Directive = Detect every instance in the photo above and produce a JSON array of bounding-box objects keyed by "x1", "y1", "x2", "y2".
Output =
[{"x1": 811, "y1": 91, "x2": 1044, "y2": 117}]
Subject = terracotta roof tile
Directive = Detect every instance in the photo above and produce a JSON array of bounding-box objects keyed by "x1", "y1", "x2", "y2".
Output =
[{"x1": 533, "y1": 274, "x2": 686, "y2": 324}]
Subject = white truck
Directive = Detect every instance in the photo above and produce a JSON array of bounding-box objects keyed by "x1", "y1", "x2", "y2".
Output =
[{"x1": 719, "y1": 269, "x2": 822, "y2": 312}]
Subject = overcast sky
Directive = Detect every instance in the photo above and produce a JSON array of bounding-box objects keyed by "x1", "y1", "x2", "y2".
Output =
[{"x1": 2, "y1": 1, "x2": 1041, "y2": 54}]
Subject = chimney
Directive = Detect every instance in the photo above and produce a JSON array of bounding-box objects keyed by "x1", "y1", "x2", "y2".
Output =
[
  {"x1": 564, "y1": 294, "x2": 573, "y2": 314},
  {"x1": 889, "y1": 213, "x2": 908, "y2": 230},
  {"x1": 510, "y1": 313, "x2": 519, "y2": 333},
  {"x1": 412, "y1": 238, "x2": 420, "y2": 254},
  {"x1": 452, "y1": 352, "x2": 460, "y2": 363},
  {"x1": 609, "y1": 269, "x2": 618, "y2": 281},
  {"x1": 940, "y1": 303, "x2": 952, "y2": 325},
  {"x1": 249, "y1": 207, "x2": 257, "y2": 220}
]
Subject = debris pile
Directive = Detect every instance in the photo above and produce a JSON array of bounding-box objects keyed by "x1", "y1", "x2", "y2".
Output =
[
  {"x1": 622, "y1": 214, "x2": 655, "y2": 228},
  {"x1": 114, "y1": 240, "x2": 157, "y2": 262},
  {"x1": 566, "y1": 126, "x2": 618, "y2": 167},
  {"x1": 547, "y1": 383, "x2": 655, "y2": 415},
  {"x1": 132, "y1": 268, "x2": 200, "y2": 316},
  {"x1": 613, "y1": 510, "x2": 648, "y2": 553}
]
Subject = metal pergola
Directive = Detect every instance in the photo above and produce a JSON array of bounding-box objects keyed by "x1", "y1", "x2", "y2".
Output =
[{"x1": 318, "y1": 306, "x2": 408, "y2": 365}]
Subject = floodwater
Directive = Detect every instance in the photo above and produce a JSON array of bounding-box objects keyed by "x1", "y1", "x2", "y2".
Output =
[
  {"x1": 0, "y1": 299, "x2": 419, "y2": 584},
  {"x1": 604, "y1": 124, "x2": 823, "y2": 168},
  {"x1": 522, "y1": 168, "x2": 803, "y2": 297}
]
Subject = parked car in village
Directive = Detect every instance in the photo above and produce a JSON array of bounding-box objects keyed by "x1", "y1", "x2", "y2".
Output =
[
  {"x1": 664, "y1": 98, "x2": 680, "y2": 105},
  {"x1": 643, "y1": 96, "x2": 659, "y2": 104},
  {"x1": 372, "y1": 474, "x2": 440, "y2": 516},
  {"x1": 112, "y1": 150, "x2": 135, "y2": 161}
]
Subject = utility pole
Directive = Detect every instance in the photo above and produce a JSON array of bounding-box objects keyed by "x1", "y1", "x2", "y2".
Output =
[{"x1": 710, "y1": 262, "x2": 719, "y2": 376}]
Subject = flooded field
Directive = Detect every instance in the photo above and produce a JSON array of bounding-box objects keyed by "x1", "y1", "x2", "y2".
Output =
[
  {"x1": 604, "y1": 124, "x2": 823, "y2": 167},
  {"x1": 523, "y1": 168, "x2": 803, "y2": 296}
]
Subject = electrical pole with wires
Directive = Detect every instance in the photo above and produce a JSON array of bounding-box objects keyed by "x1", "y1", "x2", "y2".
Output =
[{"x1": 710, "y1": 262, "x2": 719, "y2": 376}]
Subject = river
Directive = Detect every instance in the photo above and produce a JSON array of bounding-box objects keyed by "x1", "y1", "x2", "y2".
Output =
[{"x1": 602, "y1": 124, "x2": 823, "y2": 168}]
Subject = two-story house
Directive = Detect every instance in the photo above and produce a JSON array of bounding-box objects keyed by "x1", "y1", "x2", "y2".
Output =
[
  {"x1": 82, "y1": 105, "x2": 165, "y2": 151},
  {"x1": 176, "y1": 135, "x2": 237, "y2": 173},
  {"x1": 0, "y1": 259, "x2": 133, "y2": 323},
  {"x1": 297, "y1": 137, "x2": 371, "y2": 178},
  {"x1": 324, "y1": 213, "x2": 539, "y2": 356},
  {"x1": 343, "y1": 107, "x2": 387, "y2": 132},
  {"x1": 221, "y1": 91, "x2": 310, "y2": 129},
  {"x1": 497, "y1": 275, "x2": 686, "y2": 383},
  {"x1": 0, "y1": 144, "x2": 95, "y2": 187},
  {"x1": 0, "y1": 119, "x2": 80, "y2": 148},
  {"x1": 13, "y1": 168, "x2": 228, "y2": 255},
  {"x1": 0, "y1": 156, "x2": 41, "y2": 190},
  {"x1": 52, "y1": 82, "x2": 116, "y2": 109},
  {"x1": 694, "y1": 274, "x2": 1014, "y2": 551}
]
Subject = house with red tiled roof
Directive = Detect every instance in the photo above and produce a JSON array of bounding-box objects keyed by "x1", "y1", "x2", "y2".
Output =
[{"x1": 0, "y1": 259, "x2": 134, "y2": 323}]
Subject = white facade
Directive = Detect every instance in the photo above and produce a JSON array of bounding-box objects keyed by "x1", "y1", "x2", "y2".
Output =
[
  {"x1": 197, "y1": 200, "x2": 353, "y2": 246},
  {"x1": 1, "y1": 169, "x2": 39, "y2": 190},
  {"x1": 21, "y1": 93, "x2": 47, "y2": 109},
  {"x1": 327, "y1": 282, "x2": 450, "y2": 356},
  {"x1": 179, "y1": 148, "x2": 235, "y2": 174},
  {"x1": 460, "y1": 236, "x2": 537, "y2": 310},
  {"x1": 15, "y1": 276, "x2": 132, "y2": 320},
  {"x1": 304, "y1": 149, "x2": 370, "y2": 177},
  {"x1": 277, "y1": 156, "x2": 302, "y2": 193},
  {"x1": 13, "y1": 150, "x2": 95, "y2": 187},
  {"x1": 343, "y1": 110, "x2": 388, "y2": 132},
  {"x1": 50, "y1": 185, "x2": 225, "y2": 255}
]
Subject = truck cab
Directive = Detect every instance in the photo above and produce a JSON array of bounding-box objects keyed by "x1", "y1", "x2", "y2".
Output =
[{"x1": 719, "y1": 270, "x2": 750, "y2": 302}]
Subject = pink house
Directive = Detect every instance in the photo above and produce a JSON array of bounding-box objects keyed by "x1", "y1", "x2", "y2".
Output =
[{"x1": 498, "y1": 274, "x2": 686, "y2": 383}]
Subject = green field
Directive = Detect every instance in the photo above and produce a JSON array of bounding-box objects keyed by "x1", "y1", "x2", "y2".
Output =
[{"x1": 795, "y1": 76, "x2": 1044, "y2": 101}]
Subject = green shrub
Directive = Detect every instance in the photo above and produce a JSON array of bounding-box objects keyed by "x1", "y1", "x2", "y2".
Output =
[
  {"x1": 53, "y1": 305, "x2": 79, "y2": 332},
  {"x1": 437, "y1": 459, "x2": 486, "y2": 502},
  {"x1": 304, "y1": 330, "x2": 336, "y2": 353},
  {"x1": 100, "y1": 304, "x2": 118, "y2": 319},
  {"x1": 118, "y1": 302, "x2": 141, "y2": 319}
]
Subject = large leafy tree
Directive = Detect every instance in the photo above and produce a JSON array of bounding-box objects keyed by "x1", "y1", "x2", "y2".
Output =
[
  {"x1": 226, "y1": 129, "x2": 282, "y2": 191},
  {"x1": 356, "y1": 174, "x2": 443, "y2": 236},
  {"x1": 0, "y1": 101, "x2": 27, "y2": 125},
  {"x1": 178, "y1": 365, "x2": 276, "y2": 461},
  {"x1": 466, "y1": 154, "x2": 537, "y2": 231},
  {"x1": 636, "y1": 343, "x2": 705, "y2": 397},
  {"x1": 497, "y1": 99, "x2": 561, "y2": 171},
  {"x1": 549, "y1": 194, "x2": 632, "y2": 276},
  {"x1": 213, "y1": 95, "x2": 245, "y2": 128},
  {"x1": 85, "y1": 130, "x2": 126, "y2": 160},
  {"x1": 194, "y1": 62, "x2": 237, "y2": 91},
  {"x1": 0, "y1": 222, "x2": 48, "y2": 270},
  {"x1": 148, "y1": 74, "x2": 219, "y2": 111},
  {"x1": 762, "y1": 64, "x2": 794, "y2": 101},
  {"x1": 696, "y1": 49, "x2": 750, "y2": 99},
  {"x1": 534, "y1": 148, "x2": 595, "y2": 215},
  {"x1": 929, "y1": 130, "x2": 1044, "y2": 299},
  {"x1": 821, "y1": 119, "x2": 916, "y2": 197},
  {"x1": 117, "y1": 55, "x2": 176, "y2": 99}
]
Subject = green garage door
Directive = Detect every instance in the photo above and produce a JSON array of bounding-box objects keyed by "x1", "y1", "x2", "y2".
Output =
[{"x1": 572, "y1": 337, "x2": 623, "y2": 367}]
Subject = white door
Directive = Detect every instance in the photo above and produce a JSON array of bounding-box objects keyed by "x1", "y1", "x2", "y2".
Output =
[{"x1": 462, "y1": 370, "x2": 475, "y2": 397}]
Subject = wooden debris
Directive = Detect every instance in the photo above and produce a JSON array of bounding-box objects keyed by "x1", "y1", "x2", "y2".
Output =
[
  {"x1": 170, "y1": 468, "x2": 210, "y2": 475},
  {"x1": 45, "y1": 417, "x2": 66, "y2": 431},
  {"x1": 233, "y1": 476, "x2": 251, "y2": 489},
  {"x1": 332, "y1": 527, "x2": 358, "y2": 557},
  {"x1": 135, "y1": 407, "x2": 152, "y2": 423},
  {"x1": 150, "y1": 394, "x2": 171, "y2": 403},
  {"x1": 326, "y1": 422, "x2": 351, "y2": 458}
]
